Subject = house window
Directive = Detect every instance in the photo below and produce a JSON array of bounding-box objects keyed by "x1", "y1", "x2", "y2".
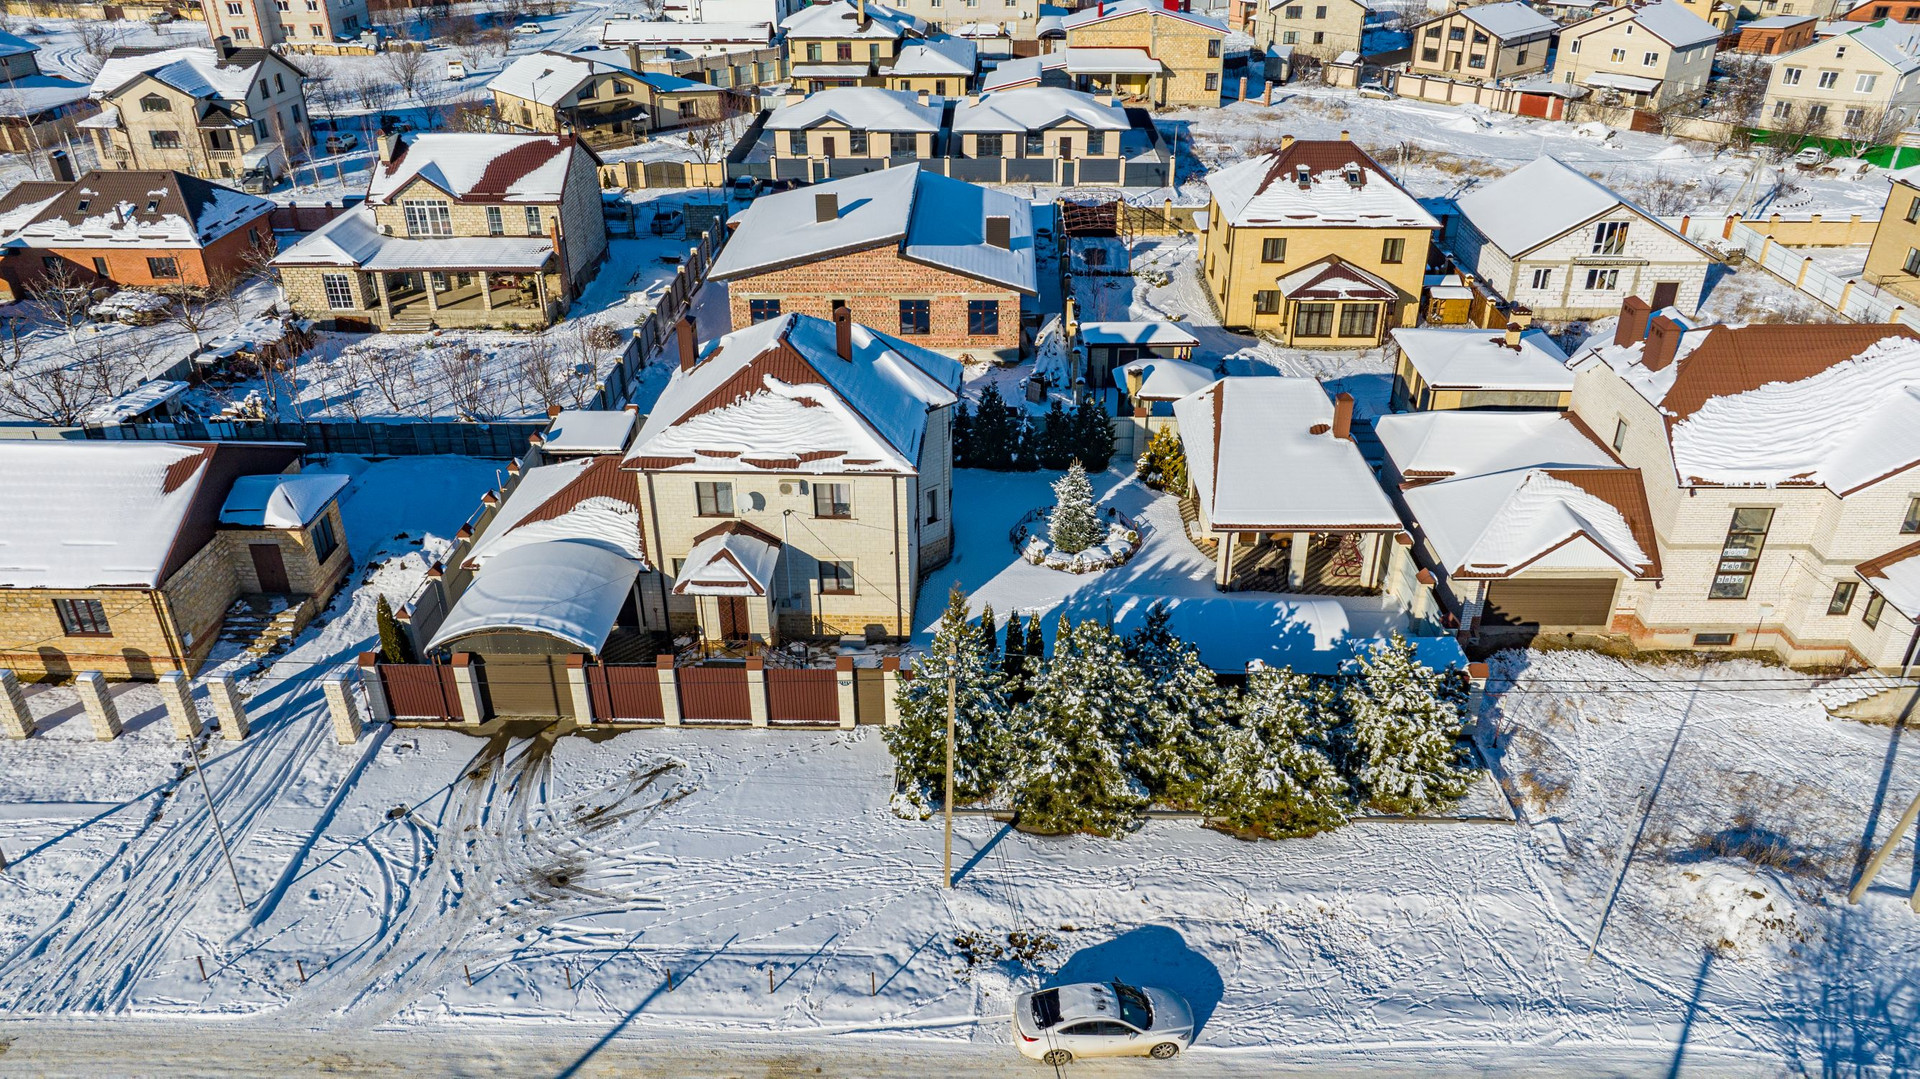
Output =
[
  {"x1": 1208, "y1": 39, "x2": 1222, "y2": 57},
  {"x1": 788, "y1": 130, "x2": 807, "y2": 156},
  {"x1": 1584, "y1": 268, "x2": 1620, "y2": 291},
  {"x1": 1846, "y1": 107, "x2": 1866, "y2": 127},
  {"x1": 322, "y1": 272, "x2": 355, "y2": 310},
  {"x1": 147, "y1": 257, "x2": 179, "y2": 278},
  {"x1": 310, "y1": 513, "x2": 339, "y2": 564},
  {"x1": 54, "y1": 598, "x2": 111, "y2": 637},
  {"x1": 310, "y1": 23, "x2": 322, "y2": 34},
  {"x1": 927, "y1": 489, "x2": 939, "y2": 522},
  {"x1": 899, "y1": 299, "x2": 930, "y2": 335},
  {"x1": 1087, "y1": 131, "x2": 1105, "y2": 154},
  {"x1": 1254, "y1": 289, "x2": 1280, "y2": 314},
  {"x1": 1642, "y1": 50, "x2": 1658, "y2": 66},
  {"x1": 1295, "y1": 302, "x2": 1335, "y2": 336},
  {"x1": 1709, "y1": 507, "x2": 1773, "y2": 599},
  {"x1": 91, "y1": 257, "x2": 108, "y2": 276},
  {"x1": 976, "y1": 132, "x2": 1002, "y2": 156},
  {"x1": 1569, "y1": 38, "x2": 1580, "y2": 52},
  {"x1": 1904, "y1": 248, "x2": 1920, "y2": 276},
  {"x1": 225, "y1": 0, "x2": 241, "y2": 11},
  {"x1": 1610, "y1": 48, "x2": 1626, "y2": 62},
  {"x1": 807, "y1": 42, "x2": 822, "y2": 61},
  {"x1": 836, "y1": 42, "x2": 853, "y2": 61},
  {"x1": 1808, "y1": 104, "x2": 1829, "y2": 123},
  {"x1": 1906, "y1": 196, "x2": 1920, "y2": 223},
  {"x1": 819, "y1": 560, "x2": 856, "y2": 594},
  {"x1": 1024, "y1": 131, "x2": 1045, "y2": 156},
  {"x1": 1530, "y1": 267, "x2": 1552, "y2": 289},
  {"x1": 1338, "y1": 303, "x2": 1379, "y2": 338},
  {"x1": 1903, "y1": 495, "x2": 1920, "y2": 532},
  {"x1": 233, "y1": 27, "x2": 250, "y2": 39},
  {"x1": 402, "y1": 200, "x2": 452, "y2": 237},
  {"x1": 1381, "y1": 237, "x2": 1405, "y2": 264},
  {"x1": 1830, "y1": 580, "x2": 1858, "y2": 615},
  {"x1": 1286, "y1": 3, "x2": 1302, "y2": 14},
  {"x1": 891, "y1": 132, "x2": 914, "y2": 155},
  {"x1": 1468, "y1": 53, "x2": 1486, "y2": 69},
  {"x1": 1421, "y1": 46, "x2": 1438, "y2": 61},
  {"x1": 749, "y1": 298, "x2": 781, "y2": 322},
  {"x1": 849, "y1": 130, "x2": 869, "y2": 155},
  {"x1": 1516, "y1": 48, "x2": 1528, "y2": 64},
  {"x1": 813, "y1": 482, "x2": 852, "y2": 518},
  {"x1": 525, "y1": 206, "x2": 542, "y2": 234},
  {"x1": 1819, "y1": 69, "x2": 1839, "y2": 89},
  {"x1": 1261, "y1": 237, "x2": 1287, "y2": 262},
  {"x1": 486, "y1": 206, "x2": 503, "y2": 235},
  {"x1": 968, "y1": 299, "x2": 999, "y2": 335},
  {"x1": 695, "y1": 481, "x2": 735, "y2": 516},
  {"x1": 1773, "y1": 101, "x2": 1793, "y2": 119},
  {"x1": 1205, "y1": 73, "x2": 1220, "y2": 91},
  {"x1": 1858, "y1": 73, "x2": 1879, "y2": 93},
  {"x1": 1866, "y1": 592, "x2": 1888, "y2": 628},
  {"x1": 150, "y1": 131, "x2": 181, "y2": 149},
  {"x1": 1612, "y1": 418, "x2": 1629, "y2": 451},
  {"x1": 1693, "y1": 632, "x2": 1736, "y2": 646},
  {"x1": 1781, "y1": 66, "x2": 1802, "y2": 85},
  {"x1": 1592, "y1": 220, "x2": 1629, "y2": 255},
  {"x1": 140, "y1": 94, "x2": 171, "y2": 113}
]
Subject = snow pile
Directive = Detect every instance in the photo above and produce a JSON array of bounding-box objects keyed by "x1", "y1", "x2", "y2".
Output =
[
  {"x1": 1661, "y1": 861, "x2": 1802, "y2": 957},
  {"x1": 86, "y1": 290, "x2": 171, "y2": 325}
]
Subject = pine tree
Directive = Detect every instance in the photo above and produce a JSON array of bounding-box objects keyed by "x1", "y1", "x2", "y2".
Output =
[
  {"x1": 1048, "y1": 461, "x2": 1105, "y2": 555},
  {"x1": 971, "y1": 382, "x2": 1016, "y2": 470},
  {"x1": 1124, "y1": 603, "x2": 1231, "y2": 809},
  {"x1": 885, "y1": 586, "x2": 1013, "y2": 805},
  {"x1": 952, "y1": 398, "x2": 975, "y2": 469},
  {"x1": 1012, "y1": 415, "x2": 1039, "y2": 472},
  {"x1": 1035, "y1": 399, "x2": 1078, "y2": 470},
  {"x1": 376, "y1": 594, "x2": 415, "y2": 664},
  {"x1": 1338, "y1": 634, "x2": 1475, "y2": 814},
  {"x1": 1135, "y1": 424, "x2": 1188, "y2": 493},
  {"x1": 1025, "y1": 611, "x2": 1045, "y2": 660},
  {"x1": 1206, "y1": 664, "x2": 1348, "y2": 838},
  {"x1": 1003, "y1": 610, "x2": 1027, "y2": 676},
  {"x1": 1074, "y1": 397, "x2": 1116, "y2": 472},
  {"x1": 1007, "y1": 616, "x2": 1150, "y2": 835},
  {"x1": 977, "y1": 602, "x2": 999, "y2": 664}
]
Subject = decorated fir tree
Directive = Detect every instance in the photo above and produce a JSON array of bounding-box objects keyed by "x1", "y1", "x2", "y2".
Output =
[
  {"x1": 1047, "y1": 461, "x2": 1105, "y2": 555},
  {"x1": 1338, "y1": 634, "x2": 1475, "y2": 814},
  {"x1": 884, "y1": 586, "x2": 1013, "y2": 805},
  {"x1": 1206, "y1": 664, "x2": 1349, "y2": 838},
  {"x1": 1007, "y1": 616, "x2": 1150, "y2": 835}
]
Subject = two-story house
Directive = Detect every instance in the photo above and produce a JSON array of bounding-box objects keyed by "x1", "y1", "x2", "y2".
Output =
[
  {"x1": 1406, "y1": 1, "x2": 1558, "y2": 84},
  {"x1": 1253, "y1": 0, "x2": 1367, "y2": 62},
  {"x1": 0, "y1": 31, "x2": 94, "y2": 157},
  {"x1": 1730, "y1": 13, "x2": 1816, "y2": 53},
  {"x1": 601, "y1": 19, "x2": 789, "y2": 90},
  {"x1": 272, "y1": 132, "x2": 606, "y2": 331},
  {"x1": 884, "y1": 35, "x2": 977, "y2": 94},
  {"x1": 1445, "y1": 155, "x2": 1713, "y2": 320},
  {"x1": 1199, "y1": 135, "x2": 1437, "y2": 345},
  {"x1": 1863, "y1": 163, "x2": 1920, "y2": 300},
  {"x1": 1060, "y1": 0, "x2": 1228, "y2": 107},
  {"x1": 1554, "y1": 1, "x2": 1721, "y2": 109},
  {"x1": 709, "y1": 164, "x2": 1035, "y2": 359},
  {"x1": 1837, "y1": 0, "x2": 1920, "y2": 24},
  {"x1": 203, "y1": 0, "x2": 370, "y2": 49},
  {"x1": 82, "y1": 41, "x2": 309, "y2": 187},
  {"x1": 1760, "y1": 20, "x2": 1920, "y2": 139},
  {"x1": 763, "y1": 86, "x2": 944, "y2": 180},
  {"x1": 1389, "y1": 323, "x2": 1574, "y2": 412},
  {"x1": 950, "y1": 87, "x2": 1133, "y2": 185},
  {"x1": 783, "y1": 0, "x2": 928, "y2": 91},
  {"x1": 489, "y1": 50, "x2": 651, "y2": 148}
]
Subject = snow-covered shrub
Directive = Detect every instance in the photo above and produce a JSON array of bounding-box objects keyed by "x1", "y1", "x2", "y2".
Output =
[
  {"x1": 1338, "y1": 634, "x2": 1476, "y2": 814},
  {"x1": 1205, "y1": 663, "x2": 1348, "y2": 838},
  {"x1": 1007, "y1": 616, "x2": 1151, "y2": 835},
  {"x1": 1048, "y1": 463, "x2": 1104, "y2": 554},
  {"x1": 885, "y1": 586, "x2": 1012, "y2": 806},
  {"x1": 1014, "y1": 506, "x2": 1140, "y2": 573},
  {"x1": 1125, "y1": 604, "x2": 1232, "y2": 811}
]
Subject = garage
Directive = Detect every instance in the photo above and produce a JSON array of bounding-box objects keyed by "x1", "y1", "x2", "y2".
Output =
[{"x1": 1481, "y1": 578, "x2": 1618, "y2": 629}]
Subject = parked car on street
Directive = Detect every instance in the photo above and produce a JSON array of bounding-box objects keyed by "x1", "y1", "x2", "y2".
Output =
[
  {"x1": 324, "y1": 132, "x2": 358, "y2": 154},
  {"x1": 1013, "y1": 981, "x2": 1193, "y2": 1065},
  {"x1": 514, "y1": 20, "x2": 543, "y2": 34}
]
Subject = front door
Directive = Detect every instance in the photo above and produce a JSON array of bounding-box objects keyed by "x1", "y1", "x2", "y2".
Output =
[
  {"x1": 250, "y1": 543, "x2": 290, "y2": 593},
  {"x1": 1110, "y1": 346, "x2": 1138, "y2": 390},
  {"x1": 718, "y1": 596, "x2": 749, "y2": 641},
  {"x1": 1650, "y1": 281, "x2": 1680, "y2": 309}
]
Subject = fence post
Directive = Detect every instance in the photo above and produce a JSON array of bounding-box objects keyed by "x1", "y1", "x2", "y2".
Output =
[
  {"x1": 208, "y1": 674, "x2": 249, "y2": 741},
  {"x1": 1797, "y1": 256, "x2": 1813, "y2": 289},
  {"x1": 357, "y1": 653, "x2": 392, "y2": 723},
  {"x1": 74, "y1": 671, "x2": 122, "y2": 741},
  {"x1": 451, "y1": 653, "x2": 485, "y2": 725},
  {"x1": 158, "y1": 670, "x2": 201, "y2": 740},
  {"x1": 835, "y1": 657, "x2": 857, "y2": 728},
  {"x1": 1757, "y1": 233, "x2": 1774, "y2": 265},
  {"x1": 1839, "y1": 278, "x2": 1858, "y2": 315},
  {"x1": 324, "y1": 674, "x2": 364, "y2": 744},
  {"x1": 0, "y1": 669, "x2": 32, "y2": 739},
  {"x1": 745, "y1": 657, "x2": 768, "y2": 728},
  {"x1": 656, "y1": 655, "x2": 681, "y2": 727},
  {"x1": 881, "y1": 658, "x2": 902, "y2": 727},
  {"x1": 566, "y1": 654, "x2": 593, "y2": 723}
]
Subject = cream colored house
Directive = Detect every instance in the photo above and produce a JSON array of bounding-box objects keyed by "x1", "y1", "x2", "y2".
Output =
[
  {"x1": 884, "y1": 35, "x2": 977, "y2": 93},
  {"x1": 1199, "y1": 135, "x2": 1437, "y2": 345},
  {"x1": 1407, "y1": 1, "x2": 1558, "y2": 84},
  {"x1": 783, "y1": 0, "x2": 928, "y2": 90},
  {"x1": 204, "y1": 0, "x2": 370, "y2": 49},
  {"x1": 1061, "y1": 0, "x2": 1228, "y2": 107},
  {"x1": 1760, "y1": 19, "x2": 1920, "y2": 139},
  {"x1": 489, "y1": 51, "x2": 650, "y2": 149},
  {"x1": 82, "y1": 41, "x2": 309, "y2": 185},
  {"x1": 1254, "y1": 0, "x2": 1367, "y2": 61},
  {"x1": 1554, "y1": 1, "x2": 1721, "y2": 109},
  {"x1": 763, "y1": 86, "x2": 944, "y2": 172},
  {"x1": 273, "y1": 133, "x2": 606, "y2": 331},
  {"x1": 1864, "y1": 165, "x2": 1920, "y2": 300}
]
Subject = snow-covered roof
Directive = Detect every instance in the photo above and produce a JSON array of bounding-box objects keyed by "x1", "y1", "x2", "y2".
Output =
[
  {"x1": 1174, "y1": 377, "x2": 1401, "y2": 531},
  {"x1": 764, "y1": 87, "x2": 943, "y2": 132},
  {"x1": 1205, "y1": 140, "x2": 1438, "y2": 230},
  {"x1": 488, "y1": 50, "x2": 641, "y2": 107},
  {"x1": 1276, "y1": 256, "x2": 1398, "y2": 300},
  {"x1": 672, "y1": 521, "x2": 781, "y2": 596},
  {"x1": 1858, "y1": 542, "x2": 1920, "y2": 620},
  {"x1": 1744, "y1": 13, "x2": 1811, "y2": 26},
  {"x1": 889, "y1": 35, "x2": 976, "y2": 75},
  {"x1": 430, "y1": 539, "x2": 641, "y2": 653},
  {"x1": 710, "y1": 164, "x2": 1037, "y2": 294},
  {"x1": 782, "y1": 0, "x2": 926, "y2": 38},
  {"x1": 1062, "y1": 0, "x2": 1228, "y2": 34},
  {"x1": 1056, "y1": 46, "x2": 1164, "y2": 73},
  {"x1": 1452, "y1": 156, "x2": 1702, "y2": 257},
  {"x1": 961, "y1": 20, "x2": 1016, "y2": 37},
  {"x1": 464, "y1": 455, "x2": 647, "y2": 570},
  {"x1": 1081, "y1": 320, "x2": 1199, "y2": 346},
  {"x1": 1374, "y1": 409, "x2": 1615, "y2": 479},
  {"x1": 1624, "y1": 1, "x2": 1722, "y2": 48},
  {"x1": 0, "y1": 75, "x2": 90, "y2": 116},
  {"x1": 1584, "y1": 71, "x2": 1662, "y2": 93},
  {"x1": 271, "y1": 204, "x2": 554, "y2": 270},
  {"x1": 1803, "y1": 18, "x2": 1920, "y2": 74},
  {"x1": 981, "y1": 54, "x2": 1047, "y2": 91},
  {"x1": 218, "y1": 473, "x2": 348, "y2": 528},
  {"x1": 1123, "y1": 355, "x2": 1218, "y2": 400},
  {"x1": 1405, "y1": 467, "x2": 1657, "y2": 579},
  {"x1": 368, "y1": 133, "x2": 582, "y2": 205},
  {"x1": 600, "y1": 19, "x2": 774, "y2": 44},
  {"x1": 626, "y1": 312, "x2": 961, "y2": 475},
  {"x1": 951, "y1": 87, "x2": 1129, "y2": 132},
  {"x1": 1437, "y1": 0, "x2": 1556, "y2": 39},
  {"x1": 85, "y1": 377, "x2": 188, "y2": 424},
  {"x1": 0, "y1": 170, "x2": 273, "y2": 250},
  {"x1": 0, "y1": 30, "x2": 36, "y2": 58},
  {"x1": 91, "y1": 46, "x2": 270, "y2": 103},
  {"x1": 1392, "y1": 326, "x2": 1572, "y2": 391},
  {"x1": 543, "y1": 408, "x2": 639, "y2": 454}
]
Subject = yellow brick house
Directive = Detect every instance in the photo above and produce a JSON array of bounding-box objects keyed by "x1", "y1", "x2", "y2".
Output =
[
  {"x1": 1061, "y1": 0, "x2": 1228, "y2": 107},
  {"x1": 1865, "y1": 165, "x2": 1920, "y2": 301}
]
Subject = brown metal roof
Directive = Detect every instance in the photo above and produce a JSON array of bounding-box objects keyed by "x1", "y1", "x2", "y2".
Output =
[
  {"x1": 1855, "y1": 538, "x2": 1920, "y2": 581},
  {"x1": 1250, "y1": 139, "x2": 1406, "y2": 198},
  {"x1": 8, "y1": 170, "x2": 270, "y2": 244},
  {"x1": 478, "y1": 454, "x2": 649, "y2": 569},
  {"x1": 381, "y1": 135, "x2": 585, "y2": 203},
  {"x1": 1661, "y1": 324, "x2": 1920, "y2": 424},
  {"x1": 1547, "y1": 467, "x2": 1662, "y2": 579}
]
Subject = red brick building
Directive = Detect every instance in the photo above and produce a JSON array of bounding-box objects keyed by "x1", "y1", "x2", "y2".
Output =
[
  {"x1": 1731, "y1": 14, "x2": 1816, "y2": 52},
  {"x1": 707, "y1": 164, "x2": 1036, "y2": 360},
  {"x1": 0, "y1": 169, "x2": 275, "y2": 299}
]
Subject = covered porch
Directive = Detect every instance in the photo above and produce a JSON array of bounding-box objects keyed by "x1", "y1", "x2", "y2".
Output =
[
  {"x1": 382, "y1": 269, "x2": 551, "y2": 319},
  {"x1": 359, "y1": 232, "x2": 561, "y2": 329},
  {"x1": 1275, "y1": 256, "x2": 1399, "y2": 348},
  {"x1": 1181, "y1": 494, "x2": 1393, "y2": 596},
  {"x1": 672, "y1": 521, "x2": 784, "y2": 647}
]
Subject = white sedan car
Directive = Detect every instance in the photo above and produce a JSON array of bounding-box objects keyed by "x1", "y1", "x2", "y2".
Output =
[{"x1": 1013, "y1": 980, "x2": 1194, "y2": 1065}]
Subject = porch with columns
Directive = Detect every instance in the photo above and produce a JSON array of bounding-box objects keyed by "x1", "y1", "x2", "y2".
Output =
[
  {"x1": 1209, "y1": 528, "x2": 1391, "y2": 596},
  {"x1": 378, "y1": 268, "x2": 551, "y2": 321}
]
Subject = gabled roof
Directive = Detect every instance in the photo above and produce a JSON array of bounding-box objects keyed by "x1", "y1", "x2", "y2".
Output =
[
  {"x1": 625, "y1": 312, "x2": 961, "y2": 475},
  {"x1": 91, "y1": 45, "x2": 277, "y2": 103},
  {"x1": 488, "y1": 50, "x2": 642, "y2": 107},
  {"x1": 764, "y1": 86, "x2": 943, "y2": 132},
  {"x1": 1062, "y1": 0, "x2": 1229, "y2": 33},
  {"x1": 672, "y1": 521, "x2": 782, "y2": 596},
  {"x1": 0, "y1": 169, "x2": 273, "y2": 250},
  {"x1": 1857, "y1": 540, "x2": 1920, "y2": 620},
  {"x1": 1406, "y1": 466, "x2": 1659, "y2": 579},
  {"x1": 1785, "y1": 18, "x2": 1920, "y2": 74},
  {"x1": 1375, "y1": 409, "x2": 1617, "y2": 480},
  {"x1": 1122, "y1": 355, "x2": 1218, "y2": 400},
  {"x1": 889, "y1": 35, "x2": 977, "y2": 75},
  {"x1": 1391, "y1": 326, "x2": 1573, "y2": 391},
  {"x1": 0, "y1": 30, "x2": 36, "y2": 59},
  {"x1": 1082, "y1": 320, "x2": 1199, "y2": 346},
  {"x1": 600, "y1": 19, "x2": 774, "y2": 45},
  {"x1": 1616, "y1": 1, "x2": 1722, "y2": 48},
  {"x1": 709, "y1": 164, "x2": 1037, "y2": 294},
  {"x1": 782, "y1": 0, "x2": 926, "y2": 39},
  {"x1": 951, "y1": 87, "x2": 1129, "y2": 132},
  {"x1": 542, "y1": 409, "x2": 639, "y2": 455},
  {"x1": 1172, "y1": 377, "x2": 1401, "y2": 531},
  {"x1": 368, "y1": 133, "x2": 584, "y2": 205},
  {"x1": 1417, "y1": 0, "x2": 1556, "y2": 39},
  {"x1": 463, "y1": 454, "x2": 648, "y2": 570},
  {"x1": 219, "y1": 473, "x2": 348, "y2": 528},
  {"x1": 1205, "y1": 140, "x2": 1438, "y2": 229},
  {"x1": 271, "y1": 204, "x2": 554, "y2": 271},
  {"x1": 1452, "y1": 156, "x2": 1706, "y2": 257},
  {"x1": 1276, "y1": 255, "x2": 1398, "y2": 300}
]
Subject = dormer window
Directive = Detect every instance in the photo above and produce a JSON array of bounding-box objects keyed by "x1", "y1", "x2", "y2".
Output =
[
  {"x1": 75, "y1": 199, "x2": 89, "y2": 212},
  {"x1": 145, "y1": 200, "x2": 159, "y2": 213},
  {"x1": 139, "y1": 94, "x2": 171, "y2": 113},
  {"x1": 1295, "y1": 164, "x2": 1311, "y2": 188}
]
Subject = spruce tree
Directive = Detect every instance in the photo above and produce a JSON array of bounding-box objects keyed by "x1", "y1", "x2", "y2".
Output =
[
  {"x1": 1124, "y1": 604, "x2": 1231, "y2": 810},
  {"x1": 977, "y1": 603, "x2": 999, "y2": 664},
  {"x1": 376, "y1": 594, "x2": 415, "y2": 664},
  {"x1": 1206, "y1": 664, "x2": 1348, "y2": 838},
  {"x1": 1339, "y1": 634, "x2": 1475, "y2": 814},
  {"x1": 1035, "y1": 399, "x2": 1078, "y2": 470},
  {"x1": 1025, "y1": 611, "x2": 1045, "y2": 660},
  {"x1": 1074, "y1": 397, "x2": 1115, "y2": 472},
  {"x1": 885, "y1": 586, "x2": 1013, "y2": 804},
  {"x1": 1012, "y1": 415, "x2": 1038, "y2": 472},
  {"x1": 1003, "y1": 610, "x2": 1026, "y2": 676},
  {"x1": 971, "y1": 382, "x2": 1016, "y2": 469},
  {"x1": 1007, "y1": 616, "x2": 1150, "y2": 835},
  {"x1": 1048, "y1": 461, "x2": 1105, "y2": 554},
  {"x1": 952, "y1": 398, "x2": 975, "y2": 469}
]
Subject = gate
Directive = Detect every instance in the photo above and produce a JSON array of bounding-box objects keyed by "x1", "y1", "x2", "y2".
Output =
[
  {"x1": 381, "y1": 661, "x2": 463, "y2": 720},
  {"x1": 678, "y1": 664, "x2": 751, "y2": 722},
  {"x1": 854, "y1": 665, "x2": 885, "y2": 725},
  {"x1": 480, "y1": 654, "x2": 575, "y2": 718},
  {"x1": 766, "y1": 668, "x2": 838, "y2": 723},
  {"x1": 586, "y1": 663, "x2": 665, "y2": 722}
]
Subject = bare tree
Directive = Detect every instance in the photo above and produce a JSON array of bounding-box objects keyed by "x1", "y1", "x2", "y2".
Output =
[
  {"x1": 162, "y1": 282, "x2": 223, "y2": 352},
  {"x1": 1711, "y1": 55, "x2": 1771, "y2": 133},
  {"x1": 1840, "y1": 104, "x2": 1906, "y2": 160},
  {"x1": 348, "y1": 68, "x2": 399, "y2": 114},
  {"x1": 431, "y1": 343, "x2": 492, "y2": 419},
  {"x1": 27, "y1": 261, "x2": 95, "y2": 344},
  {"x1": 380, "y1": 47, "x2": 432, "y2": 110},
  {"x1": 71, "y1": 23, "x2": 123, "y2": 80},
  {"x1": 0, "y1": 335, "x2": 132, "y2": 424},
  {"x1": 1761, "y1": 101, "x2": 1826, "y2": 164}
]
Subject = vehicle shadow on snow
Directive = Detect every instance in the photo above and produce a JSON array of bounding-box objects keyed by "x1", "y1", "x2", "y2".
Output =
[{"x1": 1046, "y1": 925, "x2": 1224, "y2": 1039}]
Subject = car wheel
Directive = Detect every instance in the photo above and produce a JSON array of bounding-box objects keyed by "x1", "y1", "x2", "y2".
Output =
[
  {"x1": 1149, "y1": 1042, "x2": 1180, "y2": 1059},
  {"x1": 1041, "y1": 1048, "x2": 1072, "y2": 1066}
]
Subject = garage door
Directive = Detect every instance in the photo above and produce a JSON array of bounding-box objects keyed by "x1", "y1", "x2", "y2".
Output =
[
  {"x1": 479, "y1": 654, "x2": 576, "y2": 719},
  {"x1": 1482, "y1": 578, "x2": 1617, "y2": 629}
]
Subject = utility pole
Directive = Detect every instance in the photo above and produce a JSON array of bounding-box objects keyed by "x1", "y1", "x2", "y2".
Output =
[
  {"x1": 186, "y1": 731, "x2": 247, "y2": 909},
  {"x1": 1850, "y1": 787, "x2": 1920, "y2": 910},
  {"x1": 942, "y1": 674, "x2": 955, "y2": 889}
]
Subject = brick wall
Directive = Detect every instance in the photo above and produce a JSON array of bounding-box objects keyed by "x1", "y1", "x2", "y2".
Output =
[
  {"x1": 1066, "y1": 10, "x2": 1224, "y2": 107},
  {"x1": 0, "y1": 587, "x2": 179, "y2": 680}
]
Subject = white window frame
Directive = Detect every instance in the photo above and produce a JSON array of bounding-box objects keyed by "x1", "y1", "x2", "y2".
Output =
[{"x1": 401, "y1": 199, "x2": 452, "y2": 238}]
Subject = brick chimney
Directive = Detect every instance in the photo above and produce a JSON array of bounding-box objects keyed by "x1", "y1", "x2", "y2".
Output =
[
  {"x1": 1503, "y1": 321, "x2": 1522, "y2": 349},
  {"x1": 48, "y1": 149, "x2": 73, "y2": 183},
  {"x1": 834, "y1": 304, "x2": 853, "y2": 360},
  {"x1": 377, "y1": 131, "x2": 398, "y2": 165},
  {"x1": 1332, "y1": 392, "x2": 1354, "y2": 440},
  {"x1": 677, "y1": 314, "x2": 698, "y2": 371},
  {"x1": 213, "y1": 34, "x2": 235, "y2": 60},
  {"x1": 815, "y1": 191, "x2": 837, "y2": 223},
  {"x1": 985, "y1": 214, "x2": 1010, "y2": 249},
  {"x1": 1614, "y1": 295, "x2": 1651, "y2": 347},
  {"x1": 1279, "y1": 133, "x2": 1295, "y2": 150},
  {"x1": 1642, "y1": 315, "x2": 1683, "y2": 371}
]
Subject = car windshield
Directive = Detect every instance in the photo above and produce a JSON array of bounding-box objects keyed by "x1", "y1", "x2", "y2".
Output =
[
  {"x1": 1029, "y1": 988, "x2": 1062, "y2": 1029},
  {"x1": 1113, "y1": 981, "x2": 1153, "y2": 1030}
]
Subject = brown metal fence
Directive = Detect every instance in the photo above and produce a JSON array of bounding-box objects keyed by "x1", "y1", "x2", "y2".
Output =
[
  {"x1": 587, "y1": 663, "x2": 665, "y2": 722},
  {"x1": 766, "y1": 668, "x2": 838, "y2": 723},
  {"x1": 381, "y1": 662, "x2": 463, "y2": 720},
  {"x1": 678, "y1": 665, "x2": 751, "y2": 722}
]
